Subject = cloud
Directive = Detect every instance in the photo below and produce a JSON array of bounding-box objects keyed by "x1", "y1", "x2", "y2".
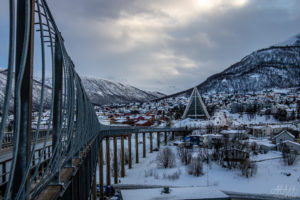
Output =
[{"x1": 0, "y1": 0, "x2": 299, "y2": 94}]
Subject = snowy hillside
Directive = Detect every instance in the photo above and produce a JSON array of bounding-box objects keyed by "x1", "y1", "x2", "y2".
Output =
[
  {"x1": 81, "y1": 77, "x2": 165, "y2": 105},
  {"x1": 0, "y1": 69, "x2": 52, "y2": 112},
  {"x1": 275, "y1": 33, "x2": 300, "y2": 47},
  {"x1": 159, "y1": 33, "x2": 300, "y2": 99},
  {"x1": 0, "y1": 69, "x2": 165, "y2": 112},
  {"x1": 197, "y1": 33, "x2": 300, "y2": 94}
]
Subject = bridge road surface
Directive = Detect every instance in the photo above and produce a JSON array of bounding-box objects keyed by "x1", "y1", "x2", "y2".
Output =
[{"x1": 0, "y1": 140, "x2": 52, "y2": 169}]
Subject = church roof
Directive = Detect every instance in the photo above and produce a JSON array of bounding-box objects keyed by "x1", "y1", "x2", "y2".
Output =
[{"x1": 182, "y1": 87, "x2": 210, "y2": 119}]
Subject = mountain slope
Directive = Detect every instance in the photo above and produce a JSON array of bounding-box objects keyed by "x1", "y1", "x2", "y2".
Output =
[
  {"x1": 81, "y1": 77, "x2": 165, "y2": 105},
  {"x1": 0, "y1": 69, "x2": 165, "y2": 112},
  {"x1": 0, "y1": 69, "x2": 52, "y2": 112},
  {"x1": 159, "y1": 33, "x2": 300, "y2": 98},
  {"x1": 199, "y1": 46, "x2": 300, "y2": 94}
]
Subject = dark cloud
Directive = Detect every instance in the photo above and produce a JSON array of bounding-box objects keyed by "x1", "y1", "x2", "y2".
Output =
[{"x1": 0, "y1": 0, "x2": 300, "y2": 94}]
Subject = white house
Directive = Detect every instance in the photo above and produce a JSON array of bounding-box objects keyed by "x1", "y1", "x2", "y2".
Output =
[{"x1": 273, "y1": 130, "x2": 295, "y2": 145}]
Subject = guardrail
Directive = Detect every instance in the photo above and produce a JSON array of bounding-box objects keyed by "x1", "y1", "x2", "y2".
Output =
[
  {"x1": 1, "y1": 130, "x2": 52, "y2": 149},
  {"x1": 0, "y1": 143, "x2": 52, "y2": 195}
]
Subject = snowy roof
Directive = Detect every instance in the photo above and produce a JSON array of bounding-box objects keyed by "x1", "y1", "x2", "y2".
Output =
[
  {"x1": 268, "y1": 124, "x2": 291, "y2": 129},
  {"x1": 250, "y1": 125, "x2": 266, "y2": 129},
  {"x1": 121, "y1": 187, "x2": 229, "y2": 200},
  {"x1": 258, "y1": 142, "x2": 276, "y2": 147},
  {"x1": 273, "y1": 130, "x2": 295, "y2": 139},
  {"x1": 209, "y1": 134, "x2": 223, "y2": 138},
  {"x1": 282, "y1": 140, "x2": 300, "y2": 147},
  {"x1": 115, "y1": 119, "x2": 127, "y2": 123},
  {"x1": 136, "y1": 120, "x2": 149, "y2": 125},
  {"x1": 220, "y1": 129, "x2": 246, "y2": 134}
]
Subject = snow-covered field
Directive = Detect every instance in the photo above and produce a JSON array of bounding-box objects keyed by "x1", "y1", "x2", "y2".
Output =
[
  {"x1": 172, "y1": 110, "x2": 282, "y2": 129},
  {"x1": 97, "y1": 135, "x2": 300, "y2": 198},
  {"x1": 229, "y1": 113, "x2": 279, "y2": 125}
]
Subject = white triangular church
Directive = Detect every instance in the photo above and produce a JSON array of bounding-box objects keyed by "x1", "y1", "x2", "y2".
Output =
[{"x1": 182, "y1": 87, "x2": 210, "y2": 119}]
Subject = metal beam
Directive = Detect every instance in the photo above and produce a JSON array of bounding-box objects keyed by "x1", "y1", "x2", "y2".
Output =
[
  {"x1": 113, "y1": 136, "x2": 118, "y2": 184},
  {"x1": 164, "y1": 132, "x2": 167, "y2": 145},
  {"x1": 157, "y1": 132, "x2": 160, "y2": 149},
  {"x1": 92, "y1": 169, "x2": 97, "y2": 200},
  {"x1": 106, "y1": 137, "x2": 110, "y2": 185},
  {"x1": 12, "y1": 0, "x2": 35, "y2": 198},
  {"x1": 128, "y1": 134, "x2": 132, "y2": 169},
  {"x1": 121, "y1": 136, "x2": 125, "y2": 177},
  {"x1": 135, "y1": 133, "x2": 139, "y2": 163},
  {"x1": 143, "y1": 133, "x2": 146, "y2": 158},
  {"x1": 51, "y1": 33, "x2": 63, "y2": 185},
  {"x1": 149, "y1": 132, "x2": 153, "y2": 153},
  {"x1": 99, "y1": 140, "x2": 104, "y2": 199}
]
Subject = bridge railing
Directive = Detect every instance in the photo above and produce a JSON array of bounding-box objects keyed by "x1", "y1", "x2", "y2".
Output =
[{"x1": 0, "y1": 0, "x2": 101, "y2": 199}]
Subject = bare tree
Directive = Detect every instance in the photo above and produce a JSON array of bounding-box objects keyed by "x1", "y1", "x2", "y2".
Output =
[
  {"x1": 250, "y1": 142, "x2": 259, "y2": 153},
  {"x1": 240, "y1": 159, "x2": 257, "y2": 178},
  {"x1": 206, "y1": 123, "x2": 214, "y2": 134},
  {"x1": 124, "y1": 148, "x2": 131, "y2": 165},
  {"x1": 187, "y1": 154, "x2": 203, "y2": 177},
  {"x1": 282, "y1": 144, "x2": 297, "y2": 166},
  {"x1": 156, "y1": 147, "x2": 176, "y2": 168},
  {"x1": 178, "y1": 146, "x2": 192, "y2": 165}
]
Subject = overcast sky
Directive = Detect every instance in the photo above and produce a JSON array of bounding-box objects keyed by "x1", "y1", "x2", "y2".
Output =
[{"x1": 0, "y1": 0, "x2": 300, "y2": 94}]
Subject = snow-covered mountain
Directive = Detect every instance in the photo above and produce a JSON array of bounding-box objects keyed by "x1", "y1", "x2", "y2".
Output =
[
  {"x1": 163, "y1": 33, "x2": 300, "y2": 97},
  {"x1": 0, "y1": 69, "x2": 165, "y2": 112},
  {"x1": 81, "y1": 77, "x2": 165, "y2": 105},
  {"x1": 0, "y1": 69, "x2": 52, "y2": 112}
]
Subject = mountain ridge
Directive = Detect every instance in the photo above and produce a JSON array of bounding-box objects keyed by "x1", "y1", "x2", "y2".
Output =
[
  {"x1": 156, "y1": 33, "x2": 300, "y2": 99},
  {"x1": 0, "y1": 69, "x2": 165, "y2": 111}
]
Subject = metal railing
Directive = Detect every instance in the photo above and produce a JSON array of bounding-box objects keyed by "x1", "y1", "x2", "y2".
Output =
[{"x1": 0, "y1": 0, "x2": 100, "y2": 199}]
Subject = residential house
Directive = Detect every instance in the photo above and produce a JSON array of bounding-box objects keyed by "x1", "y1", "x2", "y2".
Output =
[{"x1": 273, "y1": 130, "x2": 295, "y2": 145}]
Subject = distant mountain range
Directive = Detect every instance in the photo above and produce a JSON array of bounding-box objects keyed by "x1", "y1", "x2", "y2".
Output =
[
  {"x1": 0, "y1": 69, "x2": 52, "y2": 112},
  {"x1": 160, "y1": 33, "x2": 300, "y2": 98},
  {"x1": 0, "y1": 69, "x2": 165, "y2": 112},
  {"x1": 81, "y1": 77, "x2": 165, "y2": 105}
]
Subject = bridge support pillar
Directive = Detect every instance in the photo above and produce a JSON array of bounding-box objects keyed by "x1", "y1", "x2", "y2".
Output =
[
  {"x1": 149, "y1": 132, "x2": 153, "y2": 153},
  {"x1": 164, "y1": 132, "x2": 167, "y2": 145},
  {"x1": 172, "y1": 132, "x2": 175, "y2": 140},
  {"x1": 121, "y1": 136, "x2": 125, "y2": 177},
  {"x1": 92, "y1": 169, "x2": 97, "y2": 200},
  {"x1": 157, "y1": 132, "x2": 160, "y2": 149},
  {"x1": 99, "y1": 140, "x2": 104, "y2": 199},
  {"x1": 135, "y1": 133, "x2": 139, "y2": 163},
  {"x1": 143, "y1": 133, "x2": 146, "y2": 158},
  {"x1": 106, "y1": 137, "x2": 111, "y2": 185},
  {"x1": 128, "y1": 134, "x2": 132, "y2": 169},
  {"x1": 113, "y1": 136, "x2": 118, "y2": 184}
]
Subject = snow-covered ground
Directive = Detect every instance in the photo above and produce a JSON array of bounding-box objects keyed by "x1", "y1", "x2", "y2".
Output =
[
  {"x1": 97, "y1": 136, "x2": 300, "y2": 198},
  {"x1": 120, "y1": 146, "x2": 300, "y2": 197},
  {"x1": 172, "y1": 110, "x2": 280, "y2": 129},
  {"x1": 229, "y1": 113, "x2": 279, "y2": 125}
]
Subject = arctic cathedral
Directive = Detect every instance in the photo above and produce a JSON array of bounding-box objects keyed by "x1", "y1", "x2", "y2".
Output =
[{"x1": 182, "y1": 87, "x2": 210, "y2": 120}]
